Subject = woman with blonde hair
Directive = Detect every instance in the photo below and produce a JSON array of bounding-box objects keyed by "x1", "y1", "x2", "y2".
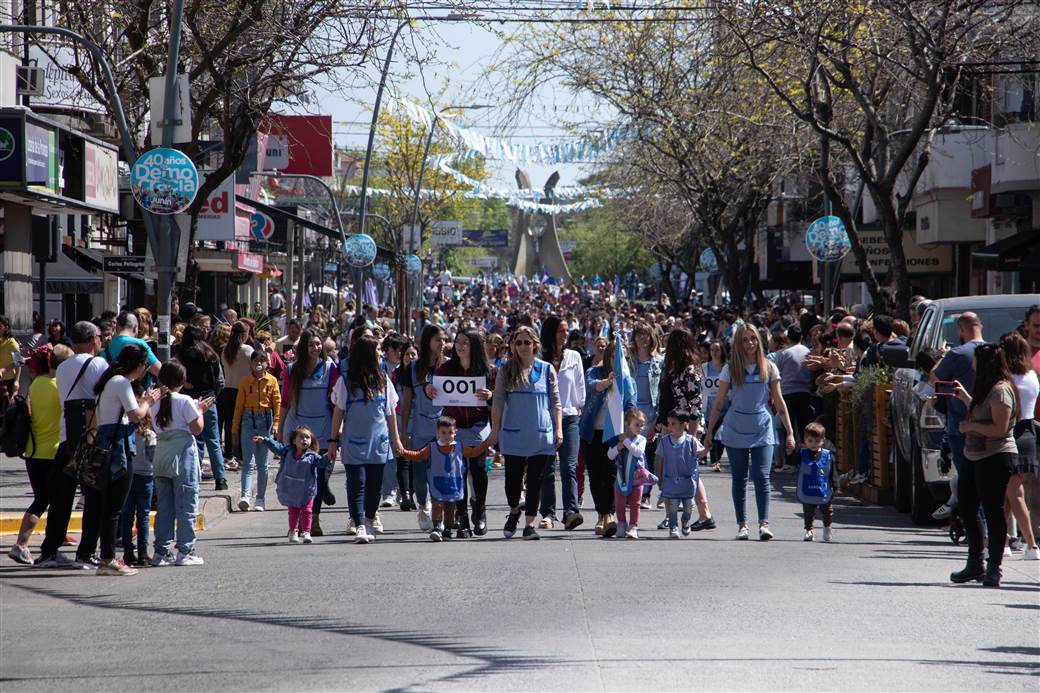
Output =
[
  {"x1": 489, "y1": 326, "x2": 563, "y2": 540},
  {"x1": 705, "y1": 324, "x2": 796, "y2": 541}
]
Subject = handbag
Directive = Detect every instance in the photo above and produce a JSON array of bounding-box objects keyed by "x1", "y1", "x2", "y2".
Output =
[{"x1": 64, "y1": 395, "x2": 123, "y2": 491}]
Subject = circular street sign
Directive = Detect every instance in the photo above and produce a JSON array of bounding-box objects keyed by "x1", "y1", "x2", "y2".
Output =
[
  {"x1": 699, "y1": 248, "x2": 718, "y2": 272},
  {"x1": 372, "y1": 260, "x2": 391, "y2": 280},
  {"x1": 130, "y1": 147, "x2": 199, "y2": 215},
  {"x1": 805, "y1": 215, "x2": 851, "y2": 262},
  {"x1": 0, "y1": 128, "x2": 15, "y2": 162},
  {"x1": 404, "y1": 254, "x2": 422, "y2": 275},
  {"x1": 344, "y1": 233, "x2": 377, "y2": 268}
]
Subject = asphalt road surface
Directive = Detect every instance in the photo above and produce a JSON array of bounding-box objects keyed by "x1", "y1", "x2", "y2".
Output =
[{"x1": 2, "y1": 464, "x2": 1038, "y2": 691}]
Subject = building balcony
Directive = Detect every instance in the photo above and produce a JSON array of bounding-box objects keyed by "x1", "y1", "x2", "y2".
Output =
[
  {"x1": 915, "y1": 127, "x2": 993, "y2": 196},
  {"x1": 992, "y1": 123, "x2": 1040, "y2": 195}
]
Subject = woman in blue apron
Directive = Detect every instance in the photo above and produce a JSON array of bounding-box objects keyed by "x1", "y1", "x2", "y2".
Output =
[
  {"x1": 629, "y1": 322, "x2": 663, "y2": 504},
  {"x1": 489, "y1": 326, "x2": 563, "y2": 540},
  {"x1": 433, "y1": 329, "x2": 493, "y2": 537},
  {"x1": 327, "y1": 336, "x2": 402, "y2": 544},
  {"x1": 704, "y1": 324, "x2": 796, "y2": 542},
  {"x1": 701, "y1": 339, "x2": 730, "y2": 472},
  {"x1": 280, "y1": 330, "x2": 336, "y2": 536},
  {"x1": 400, "y1": 324, "x2": 446, "y2": 531}
]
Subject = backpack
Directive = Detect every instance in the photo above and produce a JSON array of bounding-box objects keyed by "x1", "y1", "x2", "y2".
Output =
[
  {"x1": 0, "y1": 395, "x2": 33, "y2": 458},
  {"x1": 797, "y1": 448, "x2": 834, "y2": 506}
]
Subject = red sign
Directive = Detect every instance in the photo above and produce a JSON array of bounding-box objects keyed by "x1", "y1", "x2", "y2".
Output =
[
  {"x1": 235, "y1": 252, "x2": 264, "y2": 273},
  {"x1": 263, "y1": 115, "x2": 333, "y2": 177}
]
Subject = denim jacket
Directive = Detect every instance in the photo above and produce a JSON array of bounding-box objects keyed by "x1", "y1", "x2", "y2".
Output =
[
  {"x1": 579, "y1": 365, "x2": 636, "y2": 443},
  {"x1": 628, "y1": 353, "x2": 663, "y2": 409}
]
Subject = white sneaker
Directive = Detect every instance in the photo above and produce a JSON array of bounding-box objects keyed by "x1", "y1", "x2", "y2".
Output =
[
  {"x1": 365, "y1": 523, "x2": 376, "y2": 542},
  {"x1": 804, "y1": 530, "x2": 814, "y2": 542},
  {"x1": 417, "y1": 507, "x2": 433, "y2": 532},
  {"x1": 372, "y1": 514, "x2": 384, "y2": 534},
  {"x1": 823, "y1": 527, "x2": 833, "y2": 543},
  {"x1": 238, "y1": 497, "x2": 250, "y2": 512},
  {"x1": 736, "y1": 526, "x2": 750, "y2": 540},
  {"x1": 429, "y1": 528, "x2": 443, "y2": 542},
  {"x1": 96, "y1": 558, "x2": 138, "y2": 576},
  {"x1": 150, "y1": 552, "x2": 175, "y2": 567},
  {"x1": 288, "y1": 530, "x2": 301, "y2": 544},
  {"x1": 175, "y1": 551, "x2": 204, "y2": 566},
  {"x1": 254, "y1": 499, "x2": 265, "y2": 512},
  {"x1": 300, "y1": 532, "x2": 313, "y2": 544},
  {"x1": 1023, "y1": 546, "x2": 1039, "y2": 560},
  {"x1": 669, "y1": 527, "x2": 680, "y2": 539},
  {"x1": 380, "y1": 495, "x2": 395, "y2": 508},
  {"x1": 354, "y1": 525, "x2": 370, "y2": 544},
  {"x1": 759, "y1": 525, "x2": 774, "y2": 541},
  {"x1": 657, "y1": 518, "x2": 669, "y2": 530},
  {"x1": 626, "y1": 527, "x2": 639, "y2": 540},
  {"x1": 8, "y1": 544, "x2": 33, "y2": 565},
  {"x1": 932, "y1": 503, "x2": 955, "y2": 520},
  {"x1": 1003, "y1": 545, "x2": 1013, "y2": 557},
  {"x1": 346, "y1": 518, "x2": 357, "y2": 535}
]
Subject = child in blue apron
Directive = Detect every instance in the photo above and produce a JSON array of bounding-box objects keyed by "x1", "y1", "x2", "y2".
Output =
[
  {"x1": 798, "y1": 422, "x2": 835, "y2": 542},
  {"x1": 655, "y1": 408, "x2": 704, "y2": 538},
  {"x1": 254, "y1": 425, "x2": 329, "y2": 544},
  {"x1": 400, "y1": 416, "x2": 490, "y2": 542},
  {"x1": 401, "y1": 325, "x2": 446, "y2": 531}
]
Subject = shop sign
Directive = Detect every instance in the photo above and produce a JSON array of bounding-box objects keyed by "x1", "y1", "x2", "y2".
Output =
[
  {"x1": 430, "y1": 220, "x2": 463, "y2": 246},
  {"x1": 235, "y1": 251, "x2": 264, "y2": 273},
  {"x1": 263, "y1": 115, "x2": 333, "y2": 177},
  {"x1": 130, "y1": 147, "x2": 199, "y2": 215},
  {"x1": 84, "y1": 141, "x2": 119, "y2": 212},
  {"x1": 840, "y1": 228, "x2": 953, "y2": 276},
  {"x1": 29, "y1": 45, "x2": 105, "y2": 114},
  {"x1": 24, "y1": 121, "x2": 59, "y2": 194},
  {"x1": 0, "y1": 117, "x2": 23, "y2": 185},
  {"x1": 192, "y1": 172, "x2": 236, "y2": 240}
]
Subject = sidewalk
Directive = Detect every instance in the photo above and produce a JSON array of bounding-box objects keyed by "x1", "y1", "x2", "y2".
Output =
[{"x1": 0, "y1": 452, "x2": 239, "y2": 538}]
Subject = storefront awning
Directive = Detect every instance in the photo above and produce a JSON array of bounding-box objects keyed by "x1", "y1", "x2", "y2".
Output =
[
  {"x1": 33, "y1": 249, "x2": 104, "y2": 294},
  {"x1": 971, "y1": 229, "x2": 1040, "y2": 271}
]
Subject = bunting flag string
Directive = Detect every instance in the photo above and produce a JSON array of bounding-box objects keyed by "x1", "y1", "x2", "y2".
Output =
[{"x1": 340, "y1": 185, "x2": 604, "y2": 215}]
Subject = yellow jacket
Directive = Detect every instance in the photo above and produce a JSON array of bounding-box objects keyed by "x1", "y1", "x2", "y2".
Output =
[{"x1": 232, "y1": 372, "x2": 281, "y2": 434}]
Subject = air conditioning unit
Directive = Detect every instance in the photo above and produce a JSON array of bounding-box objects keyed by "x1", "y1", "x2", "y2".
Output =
[{"x1": 16, "y1": 66, "x2": 45, "y2": 97}]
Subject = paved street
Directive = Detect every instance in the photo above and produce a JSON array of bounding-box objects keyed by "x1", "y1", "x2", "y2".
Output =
[{"x1": 1, "y1": 464, "x2": 1038, "y2": 691}]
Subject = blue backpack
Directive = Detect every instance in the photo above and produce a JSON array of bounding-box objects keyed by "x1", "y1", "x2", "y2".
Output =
[{"x1": 797, "y1": 448, "x2": 834, "y2": 505}]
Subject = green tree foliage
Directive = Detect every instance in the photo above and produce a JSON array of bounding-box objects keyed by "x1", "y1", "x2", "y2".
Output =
[{"x1": 558, "y1": 207, "x2": 654, "y2": 281}]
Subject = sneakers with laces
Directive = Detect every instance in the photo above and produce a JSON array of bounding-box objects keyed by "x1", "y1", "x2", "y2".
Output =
[
  {"x1": 932, "y1": 503, "x2": 955, "y2": 520},
  {"x1": 430, "y1": 523, "x2": 444, "y2": 542},
  {"x1": 681, "y1": 523, "x2": 691, "y2": 536},
  {"x1": 522, "y1": 525, "x2": 540, "y2": 540},
  {"x1": 8, "y1": 544, "x2": 33, "y2": 565},
  {"x1": 97, "y1": 558, "x2": 138, "y2": 576},
  {"x1": 657, "y1": 518, "x2": 669, "y2": 530},
  {"x1": 417, "y1": 507, "x2": 433, "y2": 532},
  {"x1": 346, "y1": 518, "x2": 357, "y2": 535},
  {"x1": 736, "y1": 526, "x2": 750, "y2": 540},
  {"x1": 238, "y1": 497, "x2": 251, "y2": 512},
  {"x1": 759, "y1": 524, "x2": 774, "y2": 541},
  {"x1": 74, "y1": 554, "x2": 101, "y2": 570},
  {"x1": 288, "y1": 530, "x2": 301, "y2": 544},
  {"x1": 804, "y1": 529, "x2": 814, "y2": 542},
  {"x1": 372, "y1": 514, "x2": 384, "y2": 534},
  {"x1": 300, "y1": 532, "x2": 313, "y2": 544},
  {"x1": 175, "y1": 551, "x2": 204, "y2": 566},
  {"x1": 639, "y1": 498, "x2": 652, "y2": 509},
  {"x1": 150, "y1": 552, "x2": 175, "y2": 567},
  {"x1": 380, "y1": 495, "x2": 395, "y2": 508},
  {"x1": 1023, "y1": 546, "x2": 1039, "y2": 560},
  {"x1": 34, "y1": 552, "x2": 77, "y2": 569},
  {"x1": 625, "y1": 527, "x2": 639, "y2": 540},
  {"x1": 669, "y1": 527, "x2": 680, "y2": 539},
  {"x1": 354, "y1": 525, "x2": 372, "y2": 544},
  {"x1": 253, "y1": 499, "x2": 265, "y2": 512},
  {"x1": 1003, "y1": 545, "x2": 1013, "y2": 557},
  {"x1": 503, "y1": 512, "x2": 521, "y2": 539},
  {"x1": 823, "y1": 527, "x2": 833, "y2": 543},
  {"x1": 365, "y1": 523, "x2": 377, "y2": 542}
]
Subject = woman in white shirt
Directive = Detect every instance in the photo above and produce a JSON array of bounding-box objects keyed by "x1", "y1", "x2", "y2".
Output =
[
  {"x1": 83, "y1": 344, "x2": 161, "y2": 576},
  {"x1": 539, "y1": 316, "x2": 587, "y2": 530},
  {"x1": 219, "y1": 321, "x2": 254, "y2": 465},
  {"x1": 1000, "y1": 332, "x2": 1039, "y2": 560}
]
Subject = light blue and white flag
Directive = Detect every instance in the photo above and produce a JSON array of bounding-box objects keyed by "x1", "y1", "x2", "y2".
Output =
[{"x1": 603, "y1": 333, "x2": 632, "y2": 445}]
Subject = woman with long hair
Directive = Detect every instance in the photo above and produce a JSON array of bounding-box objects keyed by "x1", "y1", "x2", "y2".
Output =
[
  {"x1": 537, "y1": 315, "x2": 587, "y2": 531},
  {"x1": 701, "y1": 338, "x2": 731, "y2": 472},
  {"x1": 219, "y1": 321, "x2": 254, "y2": 464},
  {"x1": 434, "y1": 329, "x2": 494, "y2": 536},
  {"x1": 178, "y1": 324, "x2": 228, "y2": 488},
  {"x1": 327, "y1": 336, "x2": 403, "y2": 544},
  {"x1": 949, "y1": 343, "x2": 1019, "y2": 587},
  {"x1": 280, "y1": 329, "x2": 337, "y2": 535},
  {"x1": 999, "y1": 332, "x2": 1039, "y2": 560},
  {"x1": 578, "y1": 332, "x2": 636, "y2": 538},
  {"x1": 657, "y1": 328, "x2": 717, "y2": 529},
  {"x1": 705, "y1": 324, "x2": 796, "y2": 541},
  {"x1": 400, "y1": 324, "x2": 447, "y2": 531},
  {"x1": 629, "y1": 322, "x2": 664, "y2": 506},
  {"x1": 490, "y1": 326, "x2": 563, "y2": 540},
  {"x1": 80, "y1": 344, "x2": 162, "y2": 576}
]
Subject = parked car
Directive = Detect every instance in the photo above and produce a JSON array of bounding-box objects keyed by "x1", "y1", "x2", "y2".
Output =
[{"x1": 890, "y1": 293, "x2": 1040, "y2": 524}]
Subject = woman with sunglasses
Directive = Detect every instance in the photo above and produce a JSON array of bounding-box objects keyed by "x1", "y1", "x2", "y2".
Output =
[
  {"x1": 488, "y1": 326, "x2": 563, "y2": 540},
  {"x1": 629, "y1": 322, "x2": 664, "y2": 507}
]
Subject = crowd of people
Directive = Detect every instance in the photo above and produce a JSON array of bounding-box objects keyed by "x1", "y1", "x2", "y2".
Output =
[{"x1": 1, "y1": 276, "x2": 1037, "y2": 587}]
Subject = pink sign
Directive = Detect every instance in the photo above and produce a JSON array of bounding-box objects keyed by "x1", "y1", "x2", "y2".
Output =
[{"x1": 235, "y1": 252, "x2": 263, "y2": 273}]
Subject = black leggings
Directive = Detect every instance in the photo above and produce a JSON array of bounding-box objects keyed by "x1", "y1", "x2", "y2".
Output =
[
  {"x1": 79, "y1": 471, "x2": 132, "y2": 561},
  {"x1": 24, "y1": 458, "x2": 55, "y2": 517},
  {"x1": 217, "y1": 388, "x2": 238, "y2": 458},
  {"x1": 40, "y1": 444, "x2": 78, "y2": 558},
  {"x1": 580, "y1": 430, "x2": 615, "y2": 515},
  {"x1": 504, "y1": 454, "x2": 551, "y2": 518},
  {"x1": 458, "y1": 455, "x2": 489, "y2": 526},
  {"x1": 397, "y1": 457, "x2": 413, "y2": 500},
  {"x1": 958, "y1": 453, "x2": 1015, "y2": 566}
]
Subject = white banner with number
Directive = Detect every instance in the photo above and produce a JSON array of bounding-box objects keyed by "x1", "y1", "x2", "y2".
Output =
[{"x1": 432, "y1": 375, "x2": 486, "y2": 407}]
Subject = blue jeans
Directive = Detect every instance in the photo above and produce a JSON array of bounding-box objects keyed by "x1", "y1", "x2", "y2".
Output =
[
  {"x1": 240, "y1": 410, "x2": 273, "y2": 501},
  {"x1": 153, "y1": 447, "x2": 201, "y2": 556},
  {"x1": 345, "y1": 463, "x2": 385, "y2": 524},
  {"x1": 947, "y1": 430, "x2": 966, "y2": 475},
  {"x1": 540, "y1": 415, "x2": 580, "y2": 518},
  {"x1": 727, "y1": 444, "x2": 774, "y2": 525},
  {"x1": 119, "y1": 473, "x2": 154, "y2": 553},
  {"x1": 665, "y1": 497, "x2": 693, "y2": 529},
  {"x1": 195, "y1": 405, "x2": 226, "y2": 481}
]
